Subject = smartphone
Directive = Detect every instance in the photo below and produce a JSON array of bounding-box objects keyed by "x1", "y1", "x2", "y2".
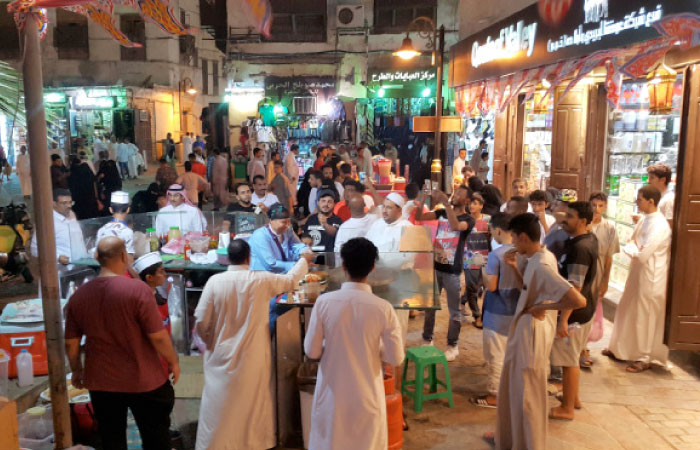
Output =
[{"x1": 359, "y1": 171, "x2": 366, "y2": 182}]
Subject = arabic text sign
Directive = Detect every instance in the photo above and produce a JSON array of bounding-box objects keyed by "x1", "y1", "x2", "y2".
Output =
[{"x1": 369, "y1": 69, "x2": 437, "y2": 83}]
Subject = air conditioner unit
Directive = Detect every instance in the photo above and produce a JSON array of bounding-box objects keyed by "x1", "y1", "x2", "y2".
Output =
[{"x1": 336, "y1": 4, "x2": 364, "y2": 28}]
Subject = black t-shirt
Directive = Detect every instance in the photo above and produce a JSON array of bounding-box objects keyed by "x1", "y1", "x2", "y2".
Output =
[
  {"x1": 433, "y1": 209, "x2": 475, "y2": 274},
  {"x1": 558, "y1": 233, "x2": 599, "y2": 324},
  {"x1": 303, "y1": 213, "x2": 343, "y2": 252},
  {"x1": 227, "y1": 202, "x2": 255, "y2": 213}
]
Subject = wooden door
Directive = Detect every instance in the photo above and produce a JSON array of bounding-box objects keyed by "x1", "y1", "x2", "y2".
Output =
[
  {"x1": 551, "y1": 86, "x2": 589, "y2": 194},
  {"x1": 665, "y1": 64, "x2": 700, "y2": 350},
  {"x1": 583, "y1": 84, "x2": 608, "y2": 199},
  {"x1": 493, "y1": 96, "x2": 524, "y2": 198}
]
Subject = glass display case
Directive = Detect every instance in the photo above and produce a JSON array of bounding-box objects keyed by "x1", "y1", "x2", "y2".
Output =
[
  {"x1": 604, "y1": 75, "x2": 683, "y2": 290},
  {"x1": 522, "y1": 94, "x2": 553, "y2": 191}
]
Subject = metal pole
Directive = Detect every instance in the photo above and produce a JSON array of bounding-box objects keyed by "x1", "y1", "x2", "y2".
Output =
[
  {"x1": 434, "y1": 25, "x2": 445, "y2": 190},
  {"x1": 21, "y1": 12, "x2": 72, "y2": 448}
]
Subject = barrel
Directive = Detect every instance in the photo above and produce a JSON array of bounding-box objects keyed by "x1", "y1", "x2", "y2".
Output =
[{"x1": 384, "y1": 372, "x2": 403, "y2": 450}]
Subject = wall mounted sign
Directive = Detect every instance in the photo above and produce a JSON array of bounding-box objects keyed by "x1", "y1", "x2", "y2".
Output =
[
  {"x1": 265, "y1": 76, "x2": 336, "y2": 104},
  {"x1": 369, "y1": 69, "x2": 437, "y2": 83},
  {"x1": 450, "y1": 0, "x2": 700, "y2": 85}
]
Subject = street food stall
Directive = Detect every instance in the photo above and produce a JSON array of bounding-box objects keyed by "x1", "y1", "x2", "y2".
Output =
[{"x1": 63, "y1": 211, "x2": 438, "y2": 447}]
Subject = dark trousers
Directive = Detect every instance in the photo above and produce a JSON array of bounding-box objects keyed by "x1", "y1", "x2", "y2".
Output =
[
  {"x1": 462, "y1": 268, "x2": 483, "y2": 318},
  {"x1": 90, "y1": 381, "x2": 174, "y2": 450},
  {"x1": 118, "y1": 161, "x2": 129, "y2": 179},
  {"x1": 197, "y1": 191, "x2": 204, "y2": 210}
]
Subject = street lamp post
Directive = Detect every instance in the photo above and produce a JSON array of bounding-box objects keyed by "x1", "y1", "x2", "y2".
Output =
[
  {"x1": 393, "y1": 17, "x2": 446, "y2": 188},
  {"x1": 178, "y1": 77, "x2": 198, "y2": 133}
]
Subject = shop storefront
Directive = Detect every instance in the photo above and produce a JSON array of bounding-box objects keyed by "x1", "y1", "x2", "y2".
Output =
[
  {"x1": 364, "y1": 66, "x2": 454, "y2": 184},
  {"x1": 449, "y1": 0, "x2": 700, "y2": 349}
]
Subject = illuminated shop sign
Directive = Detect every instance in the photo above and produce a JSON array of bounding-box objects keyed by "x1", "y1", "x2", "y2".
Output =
[
  {"x1": 44, "y1": 92, "x2": 66, "y2": 103},
  {"x1": 451, "y1": 0, "x2": 699, "y2": 85},
  {"x1": 547, "y1": 4, "x2": 663, "y2": 52},
  {"x1": 72, "y1": 95, "x2": 115, "y2": 109},
  {"x1": 369, "y1": 69, "x2": 437, "y2": 83},
  {"x1": 471, "y1": 21, "x2": 538, "y2": 68}
]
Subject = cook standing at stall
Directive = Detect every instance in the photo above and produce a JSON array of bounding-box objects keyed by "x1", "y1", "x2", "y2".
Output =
[
  {"x1": 194, "y1": 240, "x2": 311, "y2": 450},
  {"x1": 248, "y1": 204, "x2": 314, "y2": 332},
  {"x1": 155, "y1": 184, "x2": 207, "y2": 236}
]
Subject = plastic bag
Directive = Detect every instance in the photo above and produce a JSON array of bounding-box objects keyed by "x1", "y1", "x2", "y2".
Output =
[{"x1": 587, "y1": 301, "x2": 604, "y2": 343}]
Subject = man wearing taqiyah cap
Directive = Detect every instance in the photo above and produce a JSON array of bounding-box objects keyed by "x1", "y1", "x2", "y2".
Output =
[
  {"x1": 96, "y1": 191, "x2": 135, "y2": 255},
  {"x1": 364, "y1": 190, "x2": 411, "y2": 253},
  {"x1": 134, "y1": 252, "x2": 171, "y2": 334},
  {"x1": 155, "y1": 184, "x2": 208, "y2": 236}
]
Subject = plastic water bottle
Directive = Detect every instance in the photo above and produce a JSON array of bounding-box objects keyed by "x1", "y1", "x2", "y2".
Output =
[{"x1": 17, "y1": 349, "x2": 34, "y2": 387}]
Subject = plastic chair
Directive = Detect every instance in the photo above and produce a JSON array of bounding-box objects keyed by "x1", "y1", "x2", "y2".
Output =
[{"x1": 401, "y1": 346, "x2": 454, "y2": 412}]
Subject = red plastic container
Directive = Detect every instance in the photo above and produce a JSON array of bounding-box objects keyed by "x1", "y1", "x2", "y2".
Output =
[{"x1": 0, "y1": 323, "x2": 49, "y2": 378}]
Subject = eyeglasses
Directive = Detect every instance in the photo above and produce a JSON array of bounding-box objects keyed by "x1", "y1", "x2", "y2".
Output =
[{"x1": 56, "y1": 200, "x2": 74, "y2": 206}]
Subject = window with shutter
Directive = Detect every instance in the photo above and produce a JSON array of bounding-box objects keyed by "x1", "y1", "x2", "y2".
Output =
[
  {"x1": 373, "y1": 0, "x2": 437, "y2": 34},
  {"x1": 266, "y1": 0, "x2": 326, "y2": 42},
  {"x1": 54, "y1": 9, "x2": 89, "y2": 60},
  {"x1": 0, "y1": 7, "x2": 20, "y2": 60},
  {"x1": 120, "y1": 14, "x2": 147, "y2": 61}
]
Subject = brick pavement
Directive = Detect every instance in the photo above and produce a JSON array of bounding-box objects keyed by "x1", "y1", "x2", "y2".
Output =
[{"x1": 402, "y1": 305, "x2": 700, "y2": 450}]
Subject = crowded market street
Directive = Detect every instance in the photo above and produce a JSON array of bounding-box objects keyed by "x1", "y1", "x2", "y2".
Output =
[{"x1": 2, "y1": 0, "x2": 700, "y2": 449}]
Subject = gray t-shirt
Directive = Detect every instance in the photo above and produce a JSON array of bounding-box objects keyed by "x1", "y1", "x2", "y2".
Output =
[{"x1": 591, "y1": 218, "x2": 620, "y2": 295}]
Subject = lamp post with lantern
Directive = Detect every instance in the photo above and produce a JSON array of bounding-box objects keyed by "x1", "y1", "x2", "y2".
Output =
[{"x1": 393, "y1": 17, "x2": 446, "y2": 189}]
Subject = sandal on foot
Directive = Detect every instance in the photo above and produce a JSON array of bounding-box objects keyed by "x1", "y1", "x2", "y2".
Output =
[
  {"x1": 473, "y1": 317, "x2": 483, "y2": 329},
  {"x1": 470, "y1": 395, "x2": 497, "y2": 409},
  {"x1": 601, "y1": 348, "x2": 618, "y2": 360},
  {"x1": 626, "y1": 361, "x2": 650, "y2": 373}
]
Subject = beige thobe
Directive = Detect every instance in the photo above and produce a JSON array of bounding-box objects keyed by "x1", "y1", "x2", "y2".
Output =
[
  {"x1": 608, "y1": 211, "x2": 671, "y2": 365},
  {"x1": 496, "y1": 248, "x2": 572, "y2": 450},
  {"x1": 194, "y1": 259, "x2": 308, "y2": 450}
]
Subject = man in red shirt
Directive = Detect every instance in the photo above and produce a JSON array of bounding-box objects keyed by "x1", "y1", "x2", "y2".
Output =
[
  {"x1": 189, "y1": 153, "x2": 207, "y2": 178},
  {"x1": 65, "y1": 237, "x2": 179, "y2": 450}
]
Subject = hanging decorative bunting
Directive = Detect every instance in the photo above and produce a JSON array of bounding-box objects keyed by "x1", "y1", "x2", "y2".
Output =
[
  {"x1": 620, "y1": 37, "x2": 675, "y2": 79},
  {"x1": 65, "y1": 4, "x2": 140, "y2": 47},
  {"x1": 605, "y1": 58, "x2": 623, "y2": 109},
  {"x1": 241, "y1": 0, "x2": 273, "y2": 38},
  {"x1": 537, "y1": 0, "x2": 573, "y2": 26},
  {"x1": 134, "y1": 0, "x2": 196, "y2": 35},
  {"x1": 496, "y1": 73, "x2": 514, "y2": 113},
  {"x1": 653, "y1": 13, "x2": 700, "y2": 49},
  {"x1": 559, "y1": 48, "x2": 627, "y2": 100},
  {"x1": 7, "y1": 0, "x2": 198, "y2": 47}
]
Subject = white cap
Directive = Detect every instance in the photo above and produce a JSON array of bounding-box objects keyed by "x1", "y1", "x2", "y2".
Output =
[
  {"x1": 133, "y1": 252, "x2": 162, "y2": 274},
  {"x1": 111, "y1": 191, "x2": 129, "y2": 205},
  {"x1": 386, "y1": 192, "x2": 405, "y2": 209}
]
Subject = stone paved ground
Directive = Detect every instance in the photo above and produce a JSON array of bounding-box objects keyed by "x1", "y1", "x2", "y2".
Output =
[{"x1": 402, "y1": 306, "x2": 700, "y2": 450}]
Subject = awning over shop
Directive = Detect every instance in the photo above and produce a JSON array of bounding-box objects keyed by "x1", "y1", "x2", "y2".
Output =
[{"x1": 450, "y1": 0, "x2": 700, "y2": 114}]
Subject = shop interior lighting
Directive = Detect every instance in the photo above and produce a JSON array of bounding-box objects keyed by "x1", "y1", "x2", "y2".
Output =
[
  {"x1": 186, "y1": 87, "x2": 198, "y2": 95},
  {"x1": 378, "y1": 88, "x2": 386, "y2": 98},
  {"x1": 541, "y1": 78, "x2": 551, "y2": 88},
  {"x1": 273, "y1": 103, "x2": 285, "y2": 114},
  {"x1": 422, "y1": 87, "x2": 431, "y2": 97},
  {"x1": 44, "y1": 92, "x2": 65, "y2": 103},
  {"x1": 394, "y1": 36, "x2": 421, "y2": 60}
]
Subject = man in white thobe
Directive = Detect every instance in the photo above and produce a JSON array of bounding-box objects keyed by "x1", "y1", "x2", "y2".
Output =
[
  {"x1": 194, "y1": 240, "x2": 312, "y2": 450},
  {"x1": 182, "y1": 132, "x2": 193, "y2": 160},
  {"x1": 365, "y1": 192, "x2": 411, "y2": 253},
  {"x1": 333, "y1": 194, "x2": 378, "y2": 252},
  {"x1": 16, "y1": 145, "x2": 31, "y2": 197},
  {"x1": 155, "y1": 184, "x2": 207, "y2": 236},
  {"x1": 646, "y1": 163, "x2": 674, "y2": 225},
  {"x1": 606, "y1": 186, "x2": 672, "y2": 372},
  {"x1": 489, "y1": 213, "x2": 585, "y2": 450},
  {"x1": 30, "y1": 189, "x2": 88, "y2": 264},
  {"x1": 452, "y1": 148, "x2": 467, "y2": 184},
  {"x1": 305, "y1": 237, "x2": 404, "y2": 450}
]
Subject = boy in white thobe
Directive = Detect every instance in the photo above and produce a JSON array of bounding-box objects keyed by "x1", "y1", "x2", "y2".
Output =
[
  {"x1": 305, "y1": 237, "x2": 404, "y2": 450},
  {"x1": 490, "y1": 213, "x2": 585, "y2": 450},
  {"x1": 606, "y1": 186, "x2": 672, "y2": 372},
  {"x1": 194, "y1": 240, "x2": 312, "y2": 450}
]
